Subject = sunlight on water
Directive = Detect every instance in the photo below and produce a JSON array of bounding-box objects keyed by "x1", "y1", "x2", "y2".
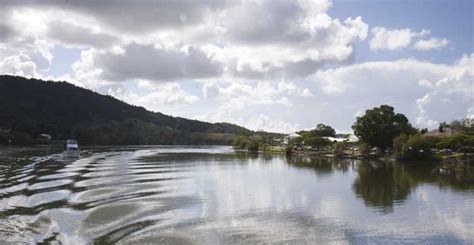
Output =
[{"x1": 0, "y1": 146, "x2": 472, "y2": 244}]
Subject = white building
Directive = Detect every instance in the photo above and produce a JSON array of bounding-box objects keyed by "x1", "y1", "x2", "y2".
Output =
[
  {"x1": 282, "y1": 132, "x2": 302, "y2": 145},
  {"x1": 323, "y1": 134, "x2": 358, "y2": 143}
]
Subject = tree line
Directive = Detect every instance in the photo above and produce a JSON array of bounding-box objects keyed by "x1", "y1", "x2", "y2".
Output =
[{"x1": 0, "y1": 75, "x2": 250, "y2": 145}]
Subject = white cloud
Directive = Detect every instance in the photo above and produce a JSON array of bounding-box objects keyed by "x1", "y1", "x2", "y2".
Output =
[
  {"x1": 202, "y1": 80, "x2": 311, "y2": 107},
  {"x1": 197, "y1": 80, "x2": 313, "y2": 132},
  {"x1": 278, "y1": 81, "x2": 313, "y2": 97},
  {"x1": 70, "y1": 49, "x2": 109, "y2": 89},
  {"x1": 197, "y1": 112, "x2": 299, "y2": 133},
  {"x1": 197, "y1": 55, "x2": 472, "y2": 132},
  {"x1": 1, "y1": 1, "x2": 229, "y2": 33},
  {"x1": 414, "y1": 37, "x2": 449, "y2": 51},
  {"x1": 47, "y1": 19, "x2": 120, "y2": 48},
  {"x1": 313, "y1": 54, "x2": 473, "y2": 129},
  {"x1": 0, "y1": 38, "x2": 53, "y2": 72},
  {"x1": 93, "y1": 43, "x2": 223, "y2": 82},
  {"x1": 0, "y1": 54, "x2": 39, "y2": 77},
  {"x1": 0, "y1": 0, "x2": 470, "y2": 133},
  {"x1": 108, "y1": 81, "x2": 199, "y2": 111},
  {"x1": 247, "y1": 114, "x2": 300, "y2": 133},
  {"x1": 314, "y1": 58, "x2": 450, "y2": 97},
  {"x1": 370, "y1": 27, "x2": 429, "y2": 51},
  {"x1": 416, "y1": 54, "x2": 473, "y2": 126},
  {"x1": 0, "y1": 0, "x2": 369, "y2": 82},
  {"x1": 219, "y1": 8, "x2": 368, "y2": 79}
]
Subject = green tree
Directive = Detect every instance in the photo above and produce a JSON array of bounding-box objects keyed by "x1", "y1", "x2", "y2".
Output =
[
  {"x1": 315, "y1": 123, "x2": 336, "y2": 137},
  {"x1": 233, "y1": 135, "x2": 261, "y2": 152},
  {"x1": 393, "y1": 134, "x2": 440, "y2": 160},
  {"x1": 304, "y1": 136, "x2": 331, "y2": 150},
  {"x1": 437, "y1": 134, "x2": 474, "y2": 153},
  {"x1": 298, "y1": 123, "x2": 336, "y2": 138},
  {"x1": 352, "y1": 105, "x2": 417, "y2": 150}
]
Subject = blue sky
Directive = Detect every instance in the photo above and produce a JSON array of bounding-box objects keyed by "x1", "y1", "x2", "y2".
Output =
[
  {"x1": 330, "y1": 0, "x2": 473, "y2": 63},
  {"x1": 1, "y1": 0, "x2": 472, "y2": 133}
]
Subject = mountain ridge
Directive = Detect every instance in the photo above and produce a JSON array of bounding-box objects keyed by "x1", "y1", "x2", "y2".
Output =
[{"x1": 0, "y1": 75, "x2": 252, "y2": 145}]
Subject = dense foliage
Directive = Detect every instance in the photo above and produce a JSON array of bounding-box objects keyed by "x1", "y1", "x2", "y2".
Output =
[
  {"x1": 393, "y1": 134, "x2": 439, "y2": 160},
  {"x1": 437, "y1": 134, "x2": 474, "y2": 152},
  {"x1": 298, "y1": 123, "x2": 336, "y2": 138},
  {"x1": 233, "y1": 135, "x2": 261, "y2": 152},
  {"x1": 352, "y1": 105, "x2": 417, "y2": 150},
  {"x1": 393, "y1": 133, "x2": 474, "y2": 160},
  {"x1": 304, "y1": 136, "x2": 332, "y2": 150},
  {"x1": 0, "y1": 75, "x2": 251, "y2": 145}
]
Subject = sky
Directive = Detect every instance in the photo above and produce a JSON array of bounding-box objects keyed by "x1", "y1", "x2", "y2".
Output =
[{"x1": 0, "y1": 0, "x2": 473, "y2": 133}]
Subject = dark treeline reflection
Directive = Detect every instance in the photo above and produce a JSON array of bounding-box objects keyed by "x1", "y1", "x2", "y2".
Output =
[
  {"x1": 352, "y1": 162, "x2": 411, "y2": 213},
  {"x1": 287, "y1": 156, "x2": 474, "y2": 212},
  {"x1": 287, "y1": 156, "x2": 354, "y2": 176}
]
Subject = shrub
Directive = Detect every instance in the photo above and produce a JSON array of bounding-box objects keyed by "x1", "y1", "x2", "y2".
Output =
[
  {"x1": 437, "y1": 134, "x2": 474, "y2": 153},
  {"x1": 304, "y1": 136, "x2": 331, "y2": 150},
  {"x1": 393, "y1": 134, "x2": 440, "y2": 160}
]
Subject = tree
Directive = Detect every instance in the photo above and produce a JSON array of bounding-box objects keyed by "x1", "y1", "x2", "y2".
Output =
[
  {"x1": 315, "y1": 123, "x2": 336, "y2": 137},
  {"x1": 393, "y1": 134, "x2": 440, "y2": 160},
  {"x1": 0, "y1": 75, "x2": 253, "y2": 145},
  {"x1": 297, "y1": 123, "x2": 336, "y2": 138},
  {"x1": 437, "y1": 134, "x2": 474, "y2": 153},
  {"x1": 304, "y1": 136, "x2": 331, "y2": 150},
  {"x1": 352, "y1": 105, "x2": 417, "y2": 150},
  {"x1": 233, "y1": 135, "x2": 261, "y2": 152}
]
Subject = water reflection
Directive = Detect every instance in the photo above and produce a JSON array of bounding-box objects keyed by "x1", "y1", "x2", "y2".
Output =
[
  {"x1": 0, "y1": 146, "x2": 472, "y2": 243},
  {"x1": 287, "y1": 156, "x2": 353, "y2": 176},
  {"x1": 289, "y1": 156, "x2": 474, "y2": 212},
  {"x1": 352, "y1": 162, "x2": 412, "y2": 213}
]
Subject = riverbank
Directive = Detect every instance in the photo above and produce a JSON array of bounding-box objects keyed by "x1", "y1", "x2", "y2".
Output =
[
  {"x1": 438, "y1": 153, "x2": 474, "y2": 171},
  {"x1": 280, "y1": 147, "x2": 474, "y2": 172}
]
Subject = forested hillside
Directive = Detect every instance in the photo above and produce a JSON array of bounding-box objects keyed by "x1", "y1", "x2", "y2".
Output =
[{"x1": 0, "y1": 75, "x2": 251, "y2": 145}]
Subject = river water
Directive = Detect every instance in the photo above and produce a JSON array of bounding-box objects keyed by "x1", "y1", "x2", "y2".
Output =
[{"x1": 0, "y1": 146, "x2": 472, "y2": 244}]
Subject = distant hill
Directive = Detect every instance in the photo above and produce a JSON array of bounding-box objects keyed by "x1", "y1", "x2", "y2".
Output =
[{"x1": 0, "y1": 75, "x2": 251, "y2": 145}]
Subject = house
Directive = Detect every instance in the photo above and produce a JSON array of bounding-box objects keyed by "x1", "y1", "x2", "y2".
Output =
[
  {"x1": 323, "y1": 137, "x2": 347, "y2": 143},
  {"x1": 323, "y1": 134, "x2": 359, "y2": 143},
  {"x1": 283, "y1": 132, "x2": 302, "y2": 145},
  {"x1": 423, "y1": 126, "x2": 458, "y2": 138},
  {"x1": 287, "y1": 133, "x2": 302, "y2": 139}
]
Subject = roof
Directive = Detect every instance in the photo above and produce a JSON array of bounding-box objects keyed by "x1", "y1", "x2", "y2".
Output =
[
  {"x1": 323, "y1": 137, "x2": 347, "y2": 142},
  {"x1": 347, "y1": 135, "x2": 359, "y2": 143},
  {"x1": 287, "y1": 133, "x2": 302, "y2": 139},
  {"x1": 424, "y1": 127, "x2": 458, "y2": 138},
  {"x1": 323, "y1": 135, "x2": 358, "y2": 143}
]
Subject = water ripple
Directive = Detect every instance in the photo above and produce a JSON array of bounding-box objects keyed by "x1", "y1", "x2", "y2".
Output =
[{"x1": 0, "y1": 146, "x2": 472, "y2": 244}]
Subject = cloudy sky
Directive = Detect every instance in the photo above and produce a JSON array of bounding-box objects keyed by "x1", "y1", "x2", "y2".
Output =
[{"x1": 1, "y1": 0, "x2": 472, "y2": 133}]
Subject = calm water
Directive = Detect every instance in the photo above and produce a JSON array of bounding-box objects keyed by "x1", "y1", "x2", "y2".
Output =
[{"x1": 0, "y1": 146, "x2": 473, "y2": 244}]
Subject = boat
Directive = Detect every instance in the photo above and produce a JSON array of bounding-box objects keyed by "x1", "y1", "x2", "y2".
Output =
[{"x1": 64, "y1": 139, "x2": 80, "y2": 158}]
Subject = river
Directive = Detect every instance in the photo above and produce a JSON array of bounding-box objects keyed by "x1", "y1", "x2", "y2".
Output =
[{"x1": 0, "y1": 146, "x2": 472, "y2": 244}]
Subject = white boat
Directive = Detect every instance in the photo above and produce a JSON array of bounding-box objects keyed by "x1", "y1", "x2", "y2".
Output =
[{"x1": 64, "y1": 139, "x2": 80, "y2": 158}]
